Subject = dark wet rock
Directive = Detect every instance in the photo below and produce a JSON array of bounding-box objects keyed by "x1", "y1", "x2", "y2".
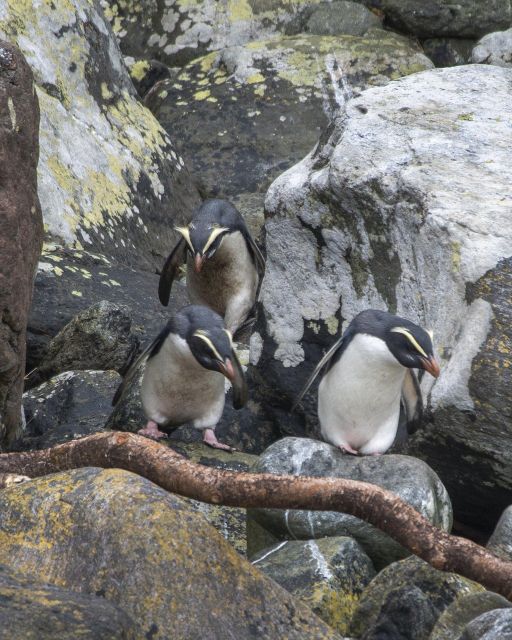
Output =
[
  {"x1": 472, "y1": 28, "x2": 512, "y2": 68},
  {"x1": 361, "y1": 584, "x2": 438, "y2": 640},
  {"x1": 27, "y1": 245, "x2": 188, "y2": 374},
  {"x1": 0, "y1": 0, "x2": 200, "y2": 272},
  {"x1": 252, "y1": 537, "x2": 375, "y2": 635},
  {"x1": 253, "y1": 64, "x2": 512, "y2": 531},
  {"x1": 16, "y1": 370, "x2": 121, "y2": 451},
  {"x1": 31, "y1": 301, "x2": 139, "y2": 387},
  {"x1": 147, "y1": 31, "x2": 432, "y2": 207},
  {"x1": 0, "y1": 563, "x2": 138, "y2": 639},
  {"x1": 487, "y1": 506, "x2": 512, "y2": 561},
  {"x1": 248, "y1": 438, "x2": 452, "y2": 568},
  {"x1": 422, "y1": 38, "x2": 475, "y2": 67},
  {"x1": 126, "y1": 57, "x2": 176, "y2": 98},
  {"x1": 460, "y1": 609, "x2": 512, "y2": 640},
  {"x1": 305, "y1": 1, "x2": 382, "y2": 36},
  {"x1": 0, "y1": 467, "x2": 342, "y2": 640},
  {"x1": 349, "y1": 556, "x2": 484, "y2": 639},
  {"x1": 361, "y1": 0, "x2": 512, "y2": 39},
  {"x1": 0, "y1": 40, "x2": 43, "y2": 444},
  {"x1": 430, "y1": 592, "x2": 512, "y2": 640}
]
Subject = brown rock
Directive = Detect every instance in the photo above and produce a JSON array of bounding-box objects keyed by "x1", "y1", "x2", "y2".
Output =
[{"x1": 0, "y1": 41, "x2": 43, "y2": 445}]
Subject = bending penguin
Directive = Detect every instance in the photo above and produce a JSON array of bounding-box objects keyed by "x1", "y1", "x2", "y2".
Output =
[
  {"x1": 158, "y1": 199, "x2": 265, "y2": 336},
  {"x1": 293, "y1": 309, "x2": 440, "y2": 456},
  {"x1": 112, "y1": 305, "x2": 247, "y2": 451}
]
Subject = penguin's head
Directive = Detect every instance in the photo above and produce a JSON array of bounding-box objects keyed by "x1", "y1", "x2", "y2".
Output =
[
  {"x1": 176, "y1": 222, "x2": 230, "y2": 273},
  {"x1": 386, "y1": 323, "x2": 440, "y2": 378},
  {"x1": 188, "y1": 325, "x2": 237, "y2": 381}
]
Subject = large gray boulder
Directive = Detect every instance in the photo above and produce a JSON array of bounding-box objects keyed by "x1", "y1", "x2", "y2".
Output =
[
  {"x1": 16, "y1": 370, "x2": 121, "y2": 451},
  {"x1": 0, "y1": 0, "x2": 200, "y2": 272},
  {"x1": 251, "y1": 64, "x2": 512, "y2": 530},
  {"x1": 0, "y1": 467, "x2": 342, "y2": 639},
  {"x1": 472, "y1": 28, "x2": 512, "y2": 67},
  {"x1": 252, "y1": 536, "x2": 375, "y2": 635},
  {"x1": 360, "y1": 0, "x2": 512, "y2": 39},
  {"x1": 461, "y1": 609, "x2": 512, "y2": 640},
  {"x1": 350, "y1": 556, "x2": 484, "y2": 639},
  {"x1": 487, "y1": 506, "x2": 512, "y2": 561},
  {"x1": 248, "y1": 438, "x2": 452, "y2": 568}
]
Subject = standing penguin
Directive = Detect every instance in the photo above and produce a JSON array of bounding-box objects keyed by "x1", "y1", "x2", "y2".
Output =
[
  {"x1": 113, "y1": 305, "x2": 247, "y2": 451},
  {"x1": 293, "y1": 309, "x2": 440, "y2": 455},
  {"x1": 158, "y1": 199, "x2": 265, "y2": 336}
]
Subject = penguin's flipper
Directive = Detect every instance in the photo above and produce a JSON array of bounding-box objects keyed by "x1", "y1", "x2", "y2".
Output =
[
  {"x1": 158, "y1": 237, "x2": 187, "y2": 306},
  {"x1": 243, "y1": 230, "x2": 265, "y2": 291},
  {"x1": 291, "y1": 333, "x2": 347, "y2": 412},
  {"x1": 230, "y1": 348, "x2": 248, "y2": 410},
  {"x1": 401, "y1": 368, "x2": 423, "y2": 434},
  {"x1": 112, "y1": 323, "x2": 172, "y2": 406}
]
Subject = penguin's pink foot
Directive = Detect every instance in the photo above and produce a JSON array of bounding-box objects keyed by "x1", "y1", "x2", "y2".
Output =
[
  {"x1": 339, "y1": 443, "x2": 359, "y2": 456},
  {"x1": 203, "y1": 428, "x2": 236, "y2": 452},
  {"x1": 138, "y1": 420, "x2": 168, "y2": 440}
]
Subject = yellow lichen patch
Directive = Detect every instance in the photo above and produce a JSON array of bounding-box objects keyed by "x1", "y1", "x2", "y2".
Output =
[
  {"x1": 53, "y1": 266, "x2": 63, "y2": 276},
  {"x1": 214, "y1": 76, "x2": 227, "y2": 85},
  {"x1": 306, "y1": 586, "x2": 360, "y2": 635},
  {"x1": 325, "y1": 316, "x2": 339, "y2": 335},
  {"x1": 193, "y1": 89, "x2": 211, "y2": 101},
  {"x1": 206, "y1": 96, "x2": 218, "y2": 103},
  {"x1": 246, "y1": 72, "x2": 265, "y2": 84},
  {"x1": 197, "y1": 77, "x2": 210, "y2": 86},
  {"x1": 227, "y1": 0, "x2": 253, "y2": 21},
  {"x1": 198, "y1": 52, "x2": 218, "y2": 74},
  {"x1": 254, "y1": 84, "x2": 266, "y2": 96},
  {"x1": 71, "y1": 290, "x2": 82, "y2": 297},
  {"x1": 101, "y1": 82, "x2": 113, "y2": 101},
  {"x1": 451, "y1": 241, "x2": 461, "y2": 273},
  {"x1": 129, "y1": 59, "x2": 150, "y2": 82}
]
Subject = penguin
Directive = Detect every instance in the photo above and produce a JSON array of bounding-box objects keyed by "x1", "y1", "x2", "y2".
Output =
[
  {"x1": 293, "y1": 309, "x2": 440, "y2": 455},
  {"x1": 158, "y1": 199, "x2": 265, "y2": 336},
  {"x1": 112, "y1": 305, "x2": 247, "y2": 451}
]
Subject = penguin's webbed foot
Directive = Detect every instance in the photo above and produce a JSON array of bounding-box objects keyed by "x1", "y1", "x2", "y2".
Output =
[
  {"x1": 138, "y1": 420, "x2": 168, "y2": 441},
  {"x1": 203, "y1": 428, "x2": 236, "y2": 452},
  {"x1": 339, "y1": 444, "x2": 359, "y2": 456}
]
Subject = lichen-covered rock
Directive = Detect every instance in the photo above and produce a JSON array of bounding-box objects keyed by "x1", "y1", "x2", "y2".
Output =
[
  {"x1": 252, "y1": 537, "x2": 375, "y2": 635},
  {"x1": 304, "y1": 1, "x2": 382, "y2": 36},
  {"x1": 472, "y1": 28, "x2": 512, "y2": 68},
  {"x1": 422, "y1": 38, "x2": 475, "y2": 67},
  {"x1": 16, "y1": 370, "x2": 121, "y2": 451},
  {"x1": 460, "y1": 609, "x2": 512, "y2": 640},
  {"x1": 0, "y1": 0, "x2": 200, "y2": 271},
  {"x1": 147, "y1": 31, "x2": 432, "y2": 209},
  {"x1": 27, "y1": 244, "x2": 189, "y2": 374},
  {"x1": 0, "y1": 563, "x2": 138, "y2": 639},
  {"x1": 0, "y1": 40, "x2": 44, "y2": 444},
  {"x1": 253, "y1": 64, "x2": 512, "y2": 530},
  {"x1": 361, "y1": 0, "x2": 512, "y2": 38},
  {"x1": 32, "y1": 301, "x2": 139, "y2": 385},
  {"x1": 248, "y1": 438, "x2": 452, "y2": 568},
  {"x1": 349, "y1": 556, "x2": 484, "y2": 639},
  {"x1": 487, "y1": 506, "x2": 512, "y2": 561},
  {"x1": 430, "y1": 592, "x2": 512, "y2": 640},
  {"x1": 101, "y1": 0, "x2": 372, "y2": 68},
  {"x1": 0, "y1": 467, "x2": 341, "y2": 639}
]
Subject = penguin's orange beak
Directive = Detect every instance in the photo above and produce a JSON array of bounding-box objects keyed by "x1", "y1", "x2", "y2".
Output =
[
  {"x1": 218, "y1": 358, "x2": 235, "y2": 382},
  {"x1": 421, "y1": 355, "x2": 440, "y2": 378},
  {"x1": 194, "y1": 253, "x2": 205, "y2": 273}
]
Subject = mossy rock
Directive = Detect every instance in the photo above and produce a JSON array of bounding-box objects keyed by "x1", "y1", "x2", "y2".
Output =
[
  {"x1": 147, "y1": 31, "x2": 432, "y2": 202},
  {"x1": 0, "y1": 563, "x2": 138, "y2": 639},
  {"x1": 430, "y1": 591, "x2": 512, "y2": 640},
  {"x1": 349, "y1": 556, "x2": 484, "y2": 638},
  {"x1": 0, "y1": 467, "x2": 341, "y2": 639},
  {"x1": 252, "y1": 537, "x2": 375, "y2": 635},
  {"x1": 0, "y1": 0, "x2": 200, "y2": 271}
]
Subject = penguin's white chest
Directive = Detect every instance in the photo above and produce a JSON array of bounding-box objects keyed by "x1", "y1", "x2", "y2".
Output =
[
  {"x1": 141, "y1": 335, "x2": 225, "y2": 430},
  {"x1": 318, "y1": 334, "x2": 406, "y2": 454},
  {"x1": 187, "y1": 232, "x2": 259, "y2": 332}
]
